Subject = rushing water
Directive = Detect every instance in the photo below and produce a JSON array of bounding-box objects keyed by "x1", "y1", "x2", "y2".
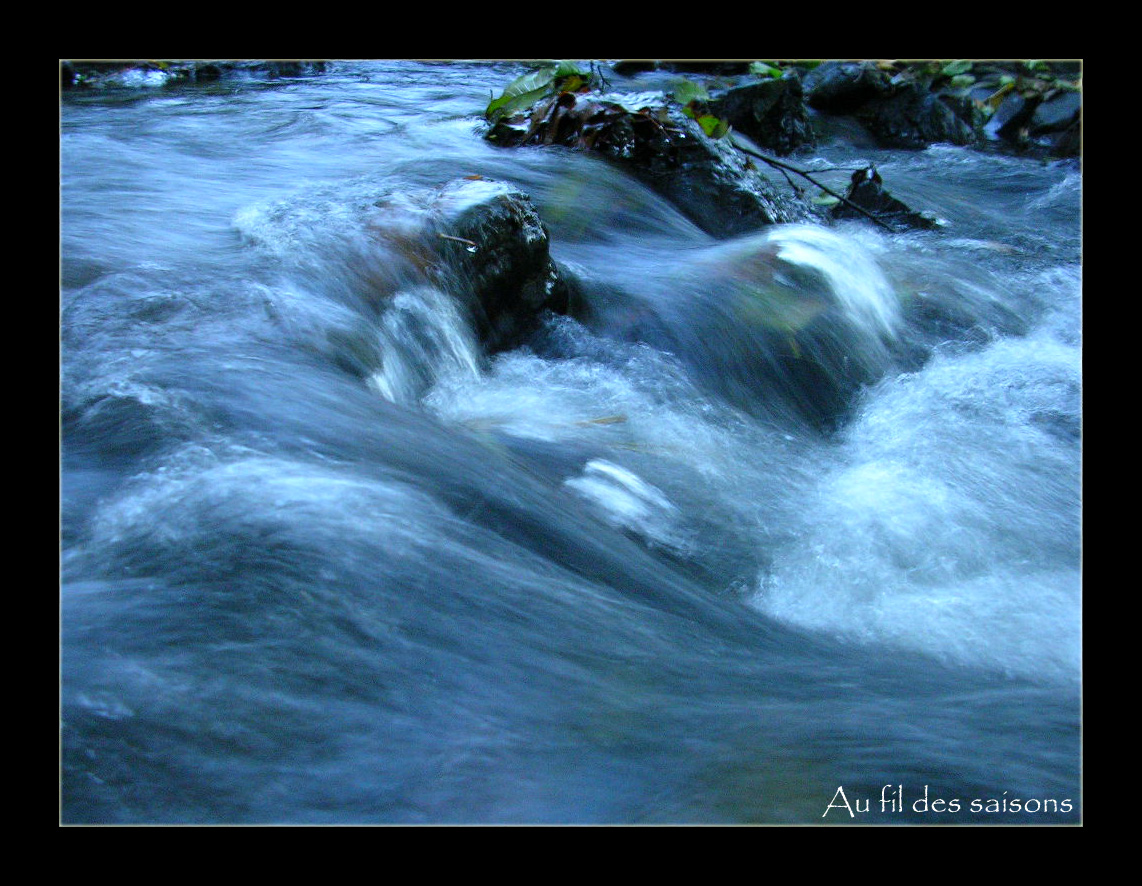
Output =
[{"x1": 59, "y1": 61, "x2": 1082, "y2": 824}]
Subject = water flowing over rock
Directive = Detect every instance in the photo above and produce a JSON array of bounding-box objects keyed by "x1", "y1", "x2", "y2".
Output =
[
  {"x1": 236, "y1": 175, "x2": 571, "y2": 362},
  {"x1": 674, "y1": 226, "x2": 904, "y2": 430}
]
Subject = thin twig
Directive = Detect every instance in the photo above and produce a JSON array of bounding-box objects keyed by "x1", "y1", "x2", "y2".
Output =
[
  {"x1": 729, "y1": 132, "x2": 897, "y2": 232},
  {"x1": 774, "y1": 163, "x2": 804, "y2": 196},
  {"x1": 438, "y1": 233, "x2": 478, "y2": 247}
]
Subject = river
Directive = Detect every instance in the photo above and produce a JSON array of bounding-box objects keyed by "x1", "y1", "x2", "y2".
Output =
[{"x1": 60, "y1": 60, "x2": 1082, "y2": 824}]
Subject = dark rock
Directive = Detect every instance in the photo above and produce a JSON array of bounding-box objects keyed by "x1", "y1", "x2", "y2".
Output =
[
  {"x1": 804, "y1": 61, "x2": 892, "y2": 112},
  {"x1": 1049, "y1": 61, "x2": 1082, "y2": 77},
  {"x1": 664, "y1": 61, "x2": 753, "y2": 75},
  {"x1": 487, "y1": 90, "x2": 813, "y2": 238},
  {"x1": 984, "y1": 91, "x2": 1039, "y2": 142},
  {"x1": 194, "y1": 63, "x2": 223, "y2": 82},
  {"x1": 1050, "y1": 119, "x2": 1081, "y2": 157},
  {"x1": 708, "y1": 72, "x2": 814, "y2": 156},
  {"x1": 251, "y1": 61, "x2": 328, "y2": 78},
  {"x1": 611, "y1": 61, "x2": 659, "y2": 75},
  {"x1": 635, "y1": 107, "x2": 813, "y2": 236},
  {"x1": 612, "y1": 60, "x2": 753, "y2": 76},
  {"x1": 859, "y1": 84, "x2": 978, "y2": 148},
  {"x1": 800, "y1": 60, "x2": 1078, "y2": 158},
  {"x1": 830, "y1": 166, "x2": 940, "y2": 231},
  {"x1": 61, "y1": 60, "x2": 76, "y2": 88},
  {"x1": 1030, "y1": 90, "x2": 1082, "y2": 134},
  {"x1": 429, "y1": 179, "x2": 570, "y2": 352}
]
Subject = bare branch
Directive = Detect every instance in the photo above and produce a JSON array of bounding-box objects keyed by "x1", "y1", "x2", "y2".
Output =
[{"x1": 729, "y1": 132, "x2": 897, "y2": 232}]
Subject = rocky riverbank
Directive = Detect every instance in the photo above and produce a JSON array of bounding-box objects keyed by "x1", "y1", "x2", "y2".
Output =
[
  {"x1": 478, "y1": 59, "x2": 1079, "y2": 237},
  {"x1": 609, "y1": 59, "x2": 1081, "y2": 158}
]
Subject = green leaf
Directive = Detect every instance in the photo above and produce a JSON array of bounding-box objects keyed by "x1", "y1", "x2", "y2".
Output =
[
  {"x1": 486, "y1": 65, "x2": 559, "y2": 120},
  {"x1": 560, "y1": 74, "x2": 586, "y2": 94},
  {"x1": 672, "y1": 79, "x2": 709, "y2": 105},
  {"x1": 485, "y1": 61, "x2": 591, "y2": 121},
  {"x1": 552, "y1": 59, "x2": 588, "y2": 79},
  {"x1": 697, "y1": 114, "x2": 729, "y2": 138},
  {"x1": 749, "y1": 61, "x2": 781, "y2": 78},
  {"x1": 948, "y1": 73, "x2": 975, "y2": 90},
  {"x1": 942, "y1": 60, "x2": 972, "y2": 77}
]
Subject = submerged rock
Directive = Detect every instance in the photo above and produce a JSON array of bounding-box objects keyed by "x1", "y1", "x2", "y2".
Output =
[
  {"x1": 580, "y1": 225, "x2": 904, "y2": 431},
  {"x1": 677, "y1": 226, "x2": 903, "y2": 430}
]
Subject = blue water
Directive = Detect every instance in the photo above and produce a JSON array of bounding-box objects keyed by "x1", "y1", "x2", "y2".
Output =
[{"x1": 60, "y1": 61, "x2": 1081, "y2": 824}]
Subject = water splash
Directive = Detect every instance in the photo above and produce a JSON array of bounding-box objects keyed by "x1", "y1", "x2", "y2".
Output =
[
  {"x1": 367, "y1": 286, "x2": 481, "y2": 405},
  {"x1": 751, "y1": 330, "x2": 1082, "y2": 684}
]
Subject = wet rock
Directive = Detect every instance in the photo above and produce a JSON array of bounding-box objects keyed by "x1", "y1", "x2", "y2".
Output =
[
  {"x1": 639, "y1": 108, "x2": 814, "y2": 236},
  {"x1": 801, "y1": 60, "x2": 1080, "y2": 159},
  {"x1": 984, "y1": 92, "x2": 1038, "y2": 142},
  {"x1": 428, "y1": 179, "x2": 570, "y2": 352},
  {"x1": 859, "y1": 83, "x2": 980, "y2": 148},
  {"x1": 252, "y1": 61, "x2": 328, "y2": 78},
  {"x1": 830, "y1": 166, "x2": 941, "y2": 231},
  {"x1": 804, "y1": 61, "x2": 893, "y2": 112},
  {"x1": 612, "y1": 60, "x2": 753, "y2": 76},
  {"x1": 669, "y1": 227, "x2": 904, "y2": 431},
  {"x1": 1049, "y1": 119, "x2": 1081, "y2": 158},
  {"x1": 194, "y1": 63, "x2": 224, "y2": 82},
  {"x1": 1030, "y1": 90, "x2": 1082, "y2": 135},
  {"x1": 611, "y1": 61, "x2": 659, "y2": 76},
  {"x1": 708, "y1": 72, "x2": 814, "y2": 156},
  {"x1": 487, "y1": 90, "x2": 812, "y2": 238}
]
